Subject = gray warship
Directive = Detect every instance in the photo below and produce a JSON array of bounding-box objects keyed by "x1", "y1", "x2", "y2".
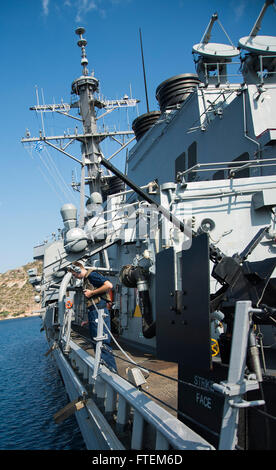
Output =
[{"x1": 22, "y1": 0, "x2": 276, "y2": 451}]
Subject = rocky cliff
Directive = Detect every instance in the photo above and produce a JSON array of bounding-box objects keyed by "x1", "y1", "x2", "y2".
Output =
[{"x1": 0, "y1": 261, "x2": 42, "y2": 319}]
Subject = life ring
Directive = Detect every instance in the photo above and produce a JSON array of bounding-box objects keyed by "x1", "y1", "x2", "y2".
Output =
[{"x1": 65, "y1": 300, "x2": 73, "y2": 309}]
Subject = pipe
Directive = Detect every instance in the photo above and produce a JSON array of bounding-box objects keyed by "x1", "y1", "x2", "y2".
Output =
[
  {"x1": 242, "y1": 88, "x2": 261, "y2": 160},
  {"x1": 138, "y1": 290, "x2": 156, "y2": 339},
  {"x1": 120, "y1": 265, "x2": 156, "y2": 338},
  {"x1": 248, "y1": 330, "x2": 263, "y2": 382},
  {"x1": 99, "y1": 155, "x2": 192, "y2": 239}
]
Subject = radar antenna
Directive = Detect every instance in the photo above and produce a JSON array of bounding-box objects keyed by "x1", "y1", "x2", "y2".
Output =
[
  {"x1": 238, "y1": 0, "x2": 276, "y2": 54},
  {"x1": 238, "y1": 0, "x2": 276, "y2": 84},
  {"x1": 192, "y1": 13, "x2": 239, "y2": 85},
  {"x1": 249, "y1": 0, "x2": 275, "y2": 39}
]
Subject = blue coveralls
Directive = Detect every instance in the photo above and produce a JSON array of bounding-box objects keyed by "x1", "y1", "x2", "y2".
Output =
[{"x1": 86, "y1": 271, "x2": 117, "y2": 372}]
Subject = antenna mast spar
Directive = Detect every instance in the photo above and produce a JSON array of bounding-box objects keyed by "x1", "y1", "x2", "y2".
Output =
[
  {"x1": 72, "y1": 26, "x2": 103, "y2": 226},
  {"x1": 139, "y1": 28, "x2": 150, "y2": 113}
]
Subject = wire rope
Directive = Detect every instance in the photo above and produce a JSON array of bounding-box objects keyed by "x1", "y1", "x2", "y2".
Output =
[
  {"x1": 23, "y1": 144, "x2": 65, "y2": 203},
  {"x1": 43, "y1": 145, "x2": 79, "y2": 203}
]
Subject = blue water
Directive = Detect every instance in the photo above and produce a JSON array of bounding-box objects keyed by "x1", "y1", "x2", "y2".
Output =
[{"x1": 0, "y1": 316, "x2": 86, "y2": 450}]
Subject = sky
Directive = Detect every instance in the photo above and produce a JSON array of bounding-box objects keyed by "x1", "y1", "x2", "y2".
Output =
[{"x1": 0, "y1": 0, "x2": 275, "y2": 273}]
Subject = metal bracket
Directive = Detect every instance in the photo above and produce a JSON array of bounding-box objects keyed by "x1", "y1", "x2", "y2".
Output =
[
  {"x1": 213, "y1": 378, "x2": 260, "y2": 397},
  {"x1": 93, "y1": 334, "x2": 108, "y2": 341},
  {"x1": 214, "y1": 301, "x2": 266, "y2": 450},
  {"x1": 92, "y1": 308, "x2": 108, "y2": 380},
  {"x1": 229, "y1": 399, "x2": 265, "y2": 409},
  {"x1": 214, "y1": 379, "x2": 265, "y2": 411}
]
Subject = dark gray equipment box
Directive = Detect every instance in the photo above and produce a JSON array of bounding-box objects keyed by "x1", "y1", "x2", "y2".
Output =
[
  {"x1": 156, "y1": 233, "x2": 211, "y2": 371},
  {"x1": 156, "y1": 234, "x2": 227, "y2": 448}
]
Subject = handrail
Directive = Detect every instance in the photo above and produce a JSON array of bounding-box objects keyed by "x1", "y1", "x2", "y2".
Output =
[
  {"x1": 67, "y1": 339, "x2": 214, "y2": 450},
  {"x1": 178, "y1": 156, "x2": 276, "y2": 179},
  {"x1": 259, "y1": 54, "x2": 276, "y2": 84}
]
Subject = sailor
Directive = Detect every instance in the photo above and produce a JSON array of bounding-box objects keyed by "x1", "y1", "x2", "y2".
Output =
[{"x1": 68, "y1": 261, "x2": 118, "y2": 373}]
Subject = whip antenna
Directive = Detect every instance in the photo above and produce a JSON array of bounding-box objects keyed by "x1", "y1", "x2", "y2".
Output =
[{"x1": 139, "y1": 28, "x2": 150, "y2": 113}]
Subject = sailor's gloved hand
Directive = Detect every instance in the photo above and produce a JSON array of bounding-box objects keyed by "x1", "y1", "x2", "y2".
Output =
[{"x1": 83, "y1": 289, "x2": 94, "y2": 298}]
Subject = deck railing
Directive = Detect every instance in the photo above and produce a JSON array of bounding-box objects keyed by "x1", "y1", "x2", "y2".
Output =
[{"x1": 65, "y1": 338, "x2": 214, "y2": 450}]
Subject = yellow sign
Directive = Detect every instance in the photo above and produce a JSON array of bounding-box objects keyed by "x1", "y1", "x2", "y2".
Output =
[
  {"x1": 134, "y1": 289, "x2": 142, "y2": 317},
  {"x1": 211, "y1": 338, "x2": 220, "y2": 357},
  {"x1": 134, "y1": 304, "x2": 142, "y2": 317}
]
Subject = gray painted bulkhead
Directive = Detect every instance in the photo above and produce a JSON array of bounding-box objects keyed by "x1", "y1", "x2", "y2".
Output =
[{"x1": 127, "y1": 84, "x2": 276, "y2": 187}]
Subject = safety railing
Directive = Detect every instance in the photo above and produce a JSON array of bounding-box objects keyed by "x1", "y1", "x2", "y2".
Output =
[
  {"x1": 176, "y1": 156, "x2": 276, "y2": 184},
  {"x1": 203, "y1": 60, "x2": 242, "y2": 86},
  {"x1": 66, "y1": 338, "x2": 214, "y2": 450},
  {"x1": 56, "y1": 296, "x2": 276, "y2": 450},
  {"x1": 259, "y1": 55, "x2": 276, "y2": 84},
  {"x1": 202, "y1": 55, "x2": 276, "y2": 86}
]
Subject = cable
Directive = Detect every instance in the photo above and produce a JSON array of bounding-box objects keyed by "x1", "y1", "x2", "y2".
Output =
[
  {"x1": 72, "y1": 316, "x2": 221, "y2": 397},
  {"x1": 43, "y1": 145, "x2": 78, "y2": 203},
  {"x1": 141, "y1": 387, "x2": 219, "y2": 439},
  {"x1": 91, "y1": 301, "x2": 149, "y2": 375},
  {"x1": 253, "y1": 407, "x2": 276, "y2": 422},
  {"x1": 24, "y1": 145, "x2": 65, "y2": 203},
  {"x1": 217, "y1": 19, "x2": 235, "y2": 48},
  {"x1": 72, "y1": 321, "x2": 276, "y2": 449},
  {"x1": 73, "y1": 301, "x2": 222, "y2": 398}
]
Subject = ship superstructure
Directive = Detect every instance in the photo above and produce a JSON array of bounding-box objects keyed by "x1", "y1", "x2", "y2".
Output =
[{"x1": 22, "y1": 1, "x2": 276, "y2": 451}]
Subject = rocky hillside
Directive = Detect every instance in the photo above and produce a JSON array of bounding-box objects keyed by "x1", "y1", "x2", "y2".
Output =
[{"x1": 0, "y1": 261, "x2": 42, "y2": 319}]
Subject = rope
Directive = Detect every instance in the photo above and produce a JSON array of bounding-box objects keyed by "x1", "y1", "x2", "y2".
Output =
[
  {"x1": 104, "y1": 321, "x2": 149, "y2": 376},
  {"x1": 75, "y1": 326, "x2": 276, "y2": 427},
  {"x1": 91, "y1": 299, "x2": 150, "y2": 375},
  {"x1": 78, "y1": 299, "x2": 222, "y2": 397},
  {"x1": 75, "y1": 294, "x2": 276, "y2": 446},
  {"x1": 78, "y1": 313, "x2": 220, "y2": 440},
  {"x1": 110, "y1": 346, "x2": 223, "y2": 397},
  {"x1": 72, "y1": 321, "x2": 276, "y2": 450}
]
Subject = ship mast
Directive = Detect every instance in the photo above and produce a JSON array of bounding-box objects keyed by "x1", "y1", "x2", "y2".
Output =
[
  {"x1": 72, "y1": 27, "x2": 103, "y2": 216},
  {"x1": 21, "y1": 27, "x2": 139, "y2": 228}
]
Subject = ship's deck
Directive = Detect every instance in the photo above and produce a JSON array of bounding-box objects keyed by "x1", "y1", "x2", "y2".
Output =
[{"x1": 71, "y1": 324, "x2": 178, "y2": 417}]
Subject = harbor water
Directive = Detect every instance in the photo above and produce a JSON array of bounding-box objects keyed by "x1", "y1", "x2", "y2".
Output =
[{"x1": 0, "y1": 316, "x2": 85, "y2": 450}]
